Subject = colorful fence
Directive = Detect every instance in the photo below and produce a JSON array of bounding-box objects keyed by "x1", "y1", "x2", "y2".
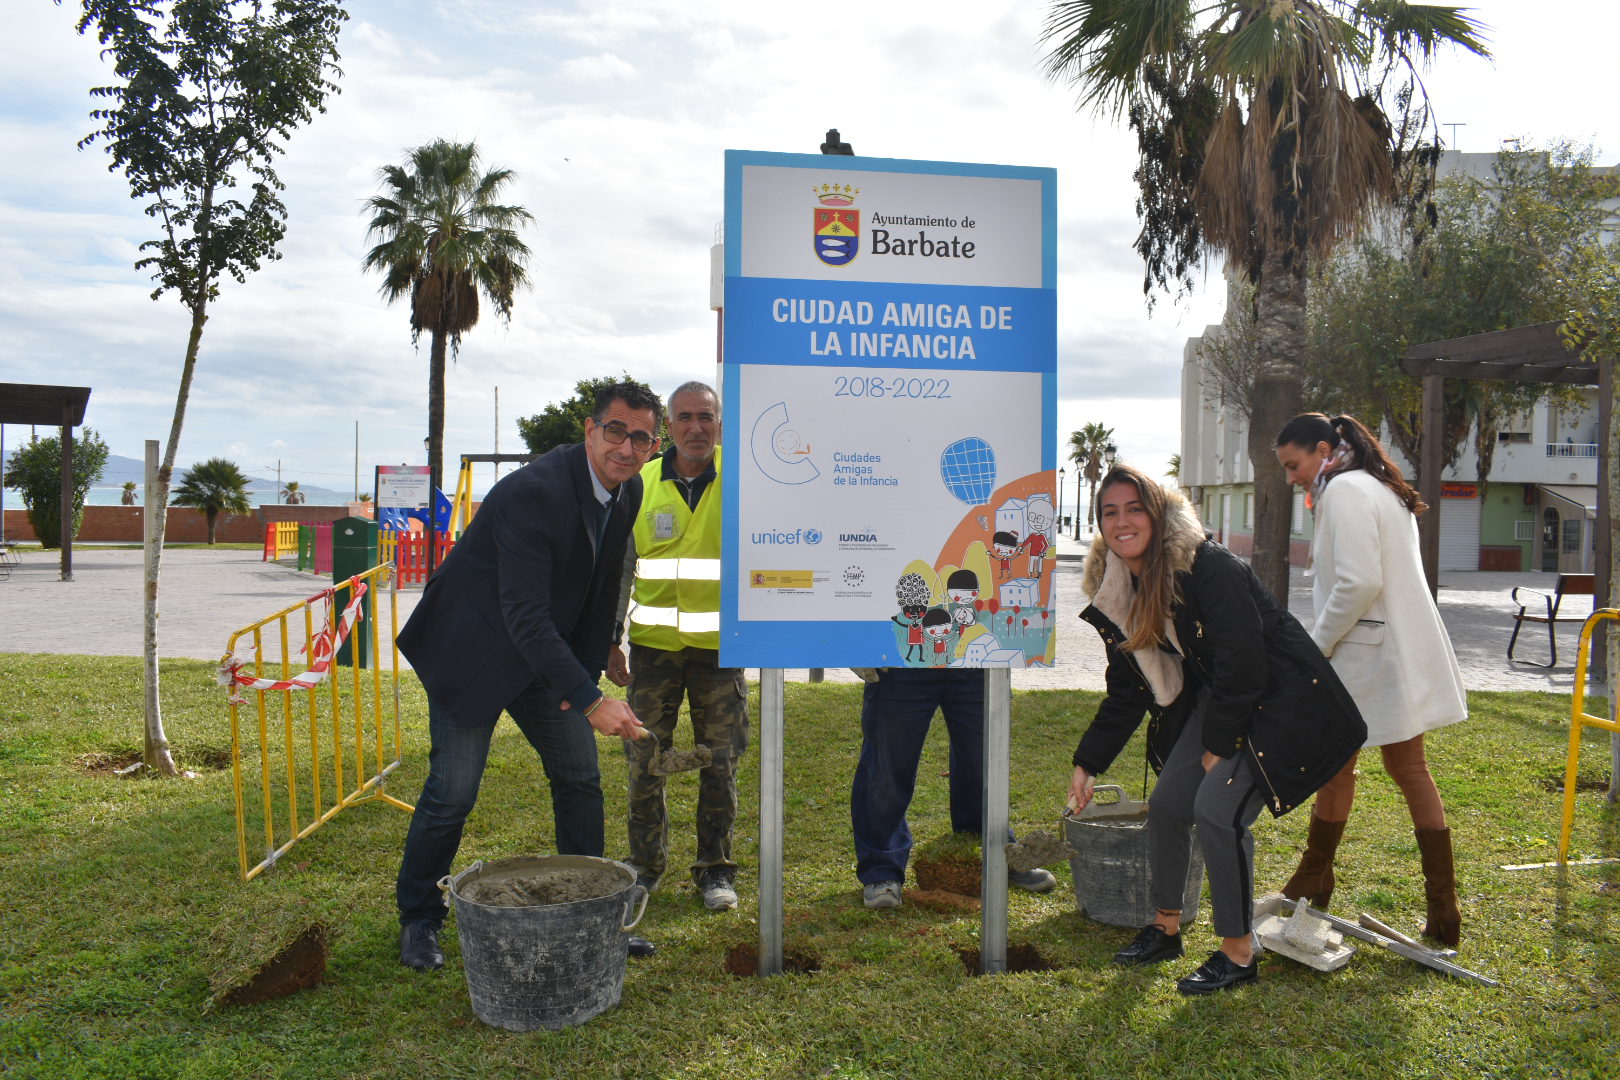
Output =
[
  {"x1": 386, "y1": 531, "x2": 454, "y2": 585},
  {"x1": 262, "y1": 521, "x2": 299, "y2": 561},
  {"x1": 296, "y1": 523, "x2": 334, "y2": 574},
  {"x1": 218, "y1": 563, "x2": 411, "y2": 881},
  {"x1": 1558, "y1": 608, "x2": 1620, "y2": 862}
]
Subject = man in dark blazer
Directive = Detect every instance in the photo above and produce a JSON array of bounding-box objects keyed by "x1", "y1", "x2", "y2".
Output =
[{"x1": 395, "y1": 380, "x2": 663, "y2": 970}]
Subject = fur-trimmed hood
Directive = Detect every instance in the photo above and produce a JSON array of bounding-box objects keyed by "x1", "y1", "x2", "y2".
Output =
[{"x1": 1078, "y1": 486, "x2": 1205, "y2": 706}]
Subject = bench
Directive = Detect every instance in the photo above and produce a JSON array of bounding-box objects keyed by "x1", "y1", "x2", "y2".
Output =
[
  {"x1": 1507, "y1": 573, "x2": 1595, "y2": 667},
  {"x1": 0, "y1": 540, "x2": 20, "y2": 580}
]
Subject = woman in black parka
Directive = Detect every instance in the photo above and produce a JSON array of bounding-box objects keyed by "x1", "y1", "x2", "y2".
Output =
[{"x1": 1068, "y1": 464, "x2": 1365, "y2": 994}]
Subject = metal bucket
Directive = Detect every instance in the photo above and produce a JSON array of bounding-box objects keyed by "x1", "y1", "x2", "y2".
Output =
[
  {"x1": 440, "y1": 854, "x2": 648, "y2": 1032},
  {"x1": 1062, "y1": 785, "x2": 1203, "y2": 928}
]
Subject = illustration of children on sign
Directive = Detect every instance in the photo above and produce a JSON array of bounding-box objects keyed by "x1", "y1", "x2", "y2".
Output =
[
  {"x1": 1022, "y1": 495, "x2": 1055, "y2": 579},
  {"x1": 921, "y1": 608, "x2": 954, "y2": 665},
  {"x1": 991, "y1": 531, "x2": 1019, "y2": 580},
  {"x1": 891, "y1": 571, "x2": 933, "y2": 663},
  {"x1": 945, "y1": 568, "x2": 980, "y2": 639}
]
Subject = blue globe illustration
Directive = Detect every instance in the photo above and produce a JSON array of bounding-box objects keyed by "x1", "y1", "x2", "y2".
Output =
[{"x1": 940, "y1": 437, "x2": 997, "y2": 505}]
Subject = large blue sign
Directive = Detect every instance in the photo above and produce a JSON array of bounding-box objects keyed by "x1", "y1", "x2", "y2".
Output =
[{"x1": 721, "y1": 151, "x2": 1057, "y2": 669}]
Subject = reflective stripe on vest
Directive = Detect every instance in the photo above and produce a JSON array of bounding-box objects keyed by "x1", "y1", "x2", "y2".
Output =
[{"x1": 629, "y1": 449, "x2": 723, "y2": 651}]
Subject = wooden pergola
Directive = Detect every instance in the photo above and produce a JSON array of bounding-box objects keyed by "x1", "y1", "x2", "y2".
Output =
[
  {"x1": 0, "y1": 383, "x2": 93, "y2": 581},
  {"x1": 1400, "y1": 322, "x2": 1611, "y2": 621}
]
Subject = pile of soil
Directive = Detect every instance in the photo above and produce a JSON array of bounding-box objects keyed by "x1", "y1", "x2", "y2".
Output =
[
  {"x1": 908, "y1": 888, "x2": 980, "y2": 912},
  {"x1": 913, "y1": 854, "x2": 979, "y2": 895},
  {"x1": 954, "y1": 943, "x2": 1057, "y2": 975},
  {"x1": 220, "y1": 923, "x2": 330, "y2": 1006},
  {"x1": 1005, "y1": 830, "x2": 1074, "y2": 872},
  {"x1": 463, "y1": 866, "x2": 626, "y2": 906},
  {"x1": 723, "y1": 943, "x2": 821, "y2": 976}
]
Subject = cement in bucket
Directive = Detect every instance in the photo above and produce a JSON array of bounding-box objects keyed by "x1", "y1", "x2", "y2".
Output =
[{"x1": 441, "y1": 854, "x2": 648, "y2": 1032}]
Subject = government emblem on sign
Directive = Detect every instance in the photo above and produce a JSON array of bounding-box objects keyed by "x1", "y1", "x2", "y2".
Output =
[{"x1": 813, "y1": 183, "x2": 860, "y2": 267}]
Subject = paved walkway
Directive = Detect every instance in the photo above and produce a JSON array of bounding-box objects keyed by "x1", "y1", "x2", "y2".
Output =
[{"x1": 0, "y1": 540, "x2": 1603, "y2": 693}]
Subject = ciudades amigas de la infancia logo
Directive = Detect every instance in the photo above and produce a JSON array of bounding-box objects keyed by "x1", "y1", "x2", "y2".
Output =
[{"x1": 814, "y1": 183, "x2": 860, "y2": 267}]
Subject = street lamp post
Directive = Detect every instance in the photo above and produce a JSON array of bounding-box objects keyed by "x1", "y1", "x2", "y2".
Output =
[{"x1": 1057, "y1": 466, "x2": 1066, "y2": 531}]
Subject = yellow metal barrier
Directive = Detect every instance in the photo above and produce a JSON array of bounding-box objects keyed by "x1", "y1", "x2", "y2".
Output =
[
  {"x1": 1558, "y1": 608, "x2": 1619, "y2": 863},
  {"x1": 220, "y1": 563, "x2": 412, "y2": 881}
]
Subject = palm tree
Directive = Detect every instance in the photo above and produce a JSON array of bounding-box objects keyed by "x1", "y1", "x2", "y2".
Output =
[
  {"x1": 120, "y1": 481, "x2": 137, "y2": 506},
  {"x1": 171, "y1": 458, "x2": 253, "y2": 544},
  {"x1": 283, "y1": 480, "x2": 305, "y2": 505},
  {"x1": 1042, "y1": 0, "x2": 1488, "y2": 601},
  {"x1": 362, "y1": 139, "x2": 533, "y2": 572},
  {"x1": 1068, "y1": 422, "x2": 1116, "y2": 535}
]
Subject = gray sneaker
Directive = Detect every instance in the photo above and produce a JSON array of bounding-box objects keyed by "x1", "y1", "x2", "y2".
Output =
[
  {"x1": 862, "y1": 880, "x2": 903, "y2": 909},
  {"x1": 1008, "y1": 866, "x2": 1057, "y2": 893},
  {"x1": 699, "y1": 869, "x2": 738, "y2": 911}
]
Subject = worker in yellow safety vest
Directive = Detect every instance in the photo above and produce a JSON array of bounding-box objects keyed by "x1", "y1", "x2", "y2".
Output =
[{"x1": 608, "y1": 381, "x2": 748, "y2": 911}]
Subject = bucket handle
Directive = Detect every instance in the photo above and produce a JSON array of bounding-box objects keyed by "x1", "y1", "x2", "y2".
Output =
[
  {"x1": 437, "y1": 860, "x2": 484, "y2": 906},
  {"x1": 1063, "y1": 784, "x2": 1125, "y2": 820},
  {"x1": 620, "y1": 883, "x2": 649, "y2": 932}
]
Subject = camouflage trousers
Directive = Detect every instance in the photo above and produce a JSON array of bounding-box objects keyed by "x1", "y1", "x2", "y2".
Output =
[{"x1": 624, "y1": 643, "x2": 749, "y2": 883}]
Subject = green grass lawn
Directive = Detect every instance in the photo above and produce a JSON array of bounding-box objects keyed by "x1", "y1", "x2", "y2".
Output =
[{"x1": 0, "y1": 653, "x2": 1615, "y2": 1079}]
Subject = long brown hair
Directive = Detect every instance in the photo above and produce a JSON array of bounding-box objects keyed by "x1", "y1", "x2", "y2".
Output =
[
  {"x1": 1275, "y1": 412, "x2": 1427, "y2": 516},
  {"x1": 1097, "y1": 463, "x2": 1180, "y2": 652}
]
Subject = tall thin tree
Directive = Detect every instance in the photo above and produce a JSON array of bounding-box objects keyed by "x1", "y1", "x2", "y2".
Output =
[
  {"x1": 73, "y1": 0, "x2": 345, "y2": 774},
  {"x1": 1043, "y1": 0, "x2": 1488, "y2": 602},
  {"x1": 362, "y1": 140, "x2": 533, "y2": 573}
]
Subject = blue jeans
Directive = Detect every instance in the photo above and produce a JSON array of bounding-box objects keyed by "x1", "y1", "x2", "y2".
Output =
[
  {"x1": 396, "y1": 680, "x2": 604, "y2": 926},
  {"x1": 850, "y1": 667, "x2": 1009, "y2": 885}
]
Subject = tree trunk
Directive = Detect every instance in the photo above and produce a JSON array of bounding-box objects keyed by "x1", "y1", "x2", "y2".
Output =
[
  {"x1": 142, "y1": 296, "x2": 210, "y2": 777},
  {"x1": 427, "y1": 328, "x2": 447, "y2": 577},
  {"x1": 206, "y1": 508, "x2": 218, "y2": 544},
  {"x1": 1245, "y1": 248, "x2": 1308, "y2": 609}
]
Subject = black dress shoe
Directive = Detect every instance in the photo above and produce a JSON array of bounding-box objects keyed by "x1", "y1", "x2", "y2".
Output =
[
  {"x1": 1176, "y1": 949, "x2": 1258, "y2": 995},
  {"x1": 627, "y1": 935, "x2": 656, "y2": 958},
  {"x1": 1113, "y1": 924, "x2": 1184, "y2": 966},
  {"x1": 399, "y1": 921, "x2": 444, "y2": 971}
]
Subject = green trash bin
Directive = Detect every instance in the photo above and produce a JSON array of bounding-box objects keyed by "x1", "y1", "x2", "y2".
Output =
[{"x1": 331, "y1": 516, "x2": 379, "y2": 668}]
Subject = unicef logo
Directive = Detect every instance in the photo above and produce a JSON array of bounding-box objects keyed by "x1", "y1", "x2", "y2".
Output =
[{"x1": 805, "y1": 528, "x2": 824, "y2": 545}]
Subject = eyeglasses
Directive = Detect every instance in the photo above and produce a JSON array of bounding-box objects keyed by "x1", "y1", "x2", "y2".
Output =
[{"x1": 594, "y1": 418, "x2": 660, "y2": 453}]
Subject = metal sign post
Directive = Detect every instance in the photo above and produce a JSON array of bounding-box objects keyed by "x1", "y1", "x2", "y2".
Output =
[
  {"x1": 980, "y1": 667, "x2": 1010, "y2": 973},
  {"x1": 758, "y1": 667, "x2": 785, "y2": 975}
]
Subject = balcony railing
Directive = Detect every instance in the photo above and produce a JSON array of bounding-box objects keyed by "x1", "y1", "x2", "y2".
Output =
[{"x1": 1545, "y1": 442, "x2": 1599, "y2": 459}]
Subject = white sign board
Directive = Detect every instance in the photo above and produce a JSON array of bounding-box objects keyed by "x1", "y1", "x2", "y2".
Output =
[
  {"x1": 721, "y1": 151, "x2": 1057, "y2": 669},
  {"x1": 375, "y1": 465, "x2": 431, "y2": 510}
]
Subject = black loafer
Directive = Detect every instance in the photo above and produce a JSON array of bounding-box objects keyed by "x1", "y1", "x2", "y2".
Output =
[
  {"x1": 627, "y1": 935, "x2": 656, "y2": 958},
  {"x1": 1177, "y1": 949, "x2": 1258, "y2": 995},
  {"x1": 399, "y1": 921, "x2": 444, "y2": 971},
  {"x1": 1113, "y1": 924, "x2": 1184, "y2": 966}
]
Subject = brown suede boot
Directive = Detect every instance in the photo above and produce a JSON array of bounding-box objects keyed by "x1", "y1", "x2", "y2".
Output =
[
  {"x1": 1280, "y1": 815, "x2": 1347, "y2": 909},
  {"x1": 1416, "y1": 827, "x2": 1461, "y2": 946}
]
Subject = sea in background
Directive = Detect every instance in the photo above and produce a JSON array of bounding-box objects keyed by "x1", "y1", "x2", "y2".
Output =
[{"x1": 5, "y1": 453, "x2": 497, "y2": 509}]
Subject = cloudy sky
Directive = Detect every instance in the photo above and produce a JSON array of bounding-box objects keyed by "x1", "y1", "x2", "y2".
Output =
[{"x1": 3, "y1": 1, "x2": 1613, "y2": 501}]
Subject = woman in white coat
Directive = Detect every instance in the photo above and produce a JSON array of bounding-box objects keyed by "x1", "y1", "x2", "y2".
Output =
[{"x1": 1273, "y1": 413, "x2": 1467, "y2": 945}]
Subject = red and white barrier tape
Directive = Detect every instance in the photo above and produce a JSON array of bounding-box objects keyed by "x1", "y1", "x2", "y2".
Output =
[{"x1": 217, "y1": 582, "x2": 368, "y2": 705}]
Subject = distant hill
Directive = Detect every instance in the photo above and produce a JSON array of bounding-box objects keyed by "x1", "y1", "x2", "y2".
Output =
[{"x1": 86, "y1": 455, "x2": 349, "y2": 506}]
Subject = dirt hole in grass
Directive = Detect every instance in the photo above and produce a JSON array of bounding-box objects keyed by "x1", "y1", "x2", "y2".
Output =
[
  {"x1": 955, "y1": 943, "x2": 1057, "y2": 975},
  {"x1": 184, "y1": 746, "x2": 235, "y2": 772},
  {"x1": 723, "y1": 943, "x2": 821, "y2": 976},
  {"x1": 1536, "y1": 774, "x2": 1610, "y2": 793},
  {"x1": 72, "y1": 749, "x2": 142, "y2": 775},
  {"x1": 220, "y1": 923, "x2": 330, "y2": 1006}
]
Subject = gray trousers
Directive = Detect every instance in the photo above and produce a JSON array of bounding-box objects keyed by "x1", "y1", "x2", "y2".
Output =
[{"x1": 1148, "y1": 695, "x2": 1266, "y2": 939}]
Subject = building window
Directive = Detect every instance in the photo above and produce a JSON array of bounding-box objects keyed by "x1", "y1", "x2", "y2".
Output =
[
  {"x1": 1292, "y1": 491, "x2": 1305, "y2": 534},
  {"x1": 1513, "y1": 520, "x2": 1534, "y2": 541},
  {"x1": 1243, "y1": 492, "x2": 1254, "y2": 530}
]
